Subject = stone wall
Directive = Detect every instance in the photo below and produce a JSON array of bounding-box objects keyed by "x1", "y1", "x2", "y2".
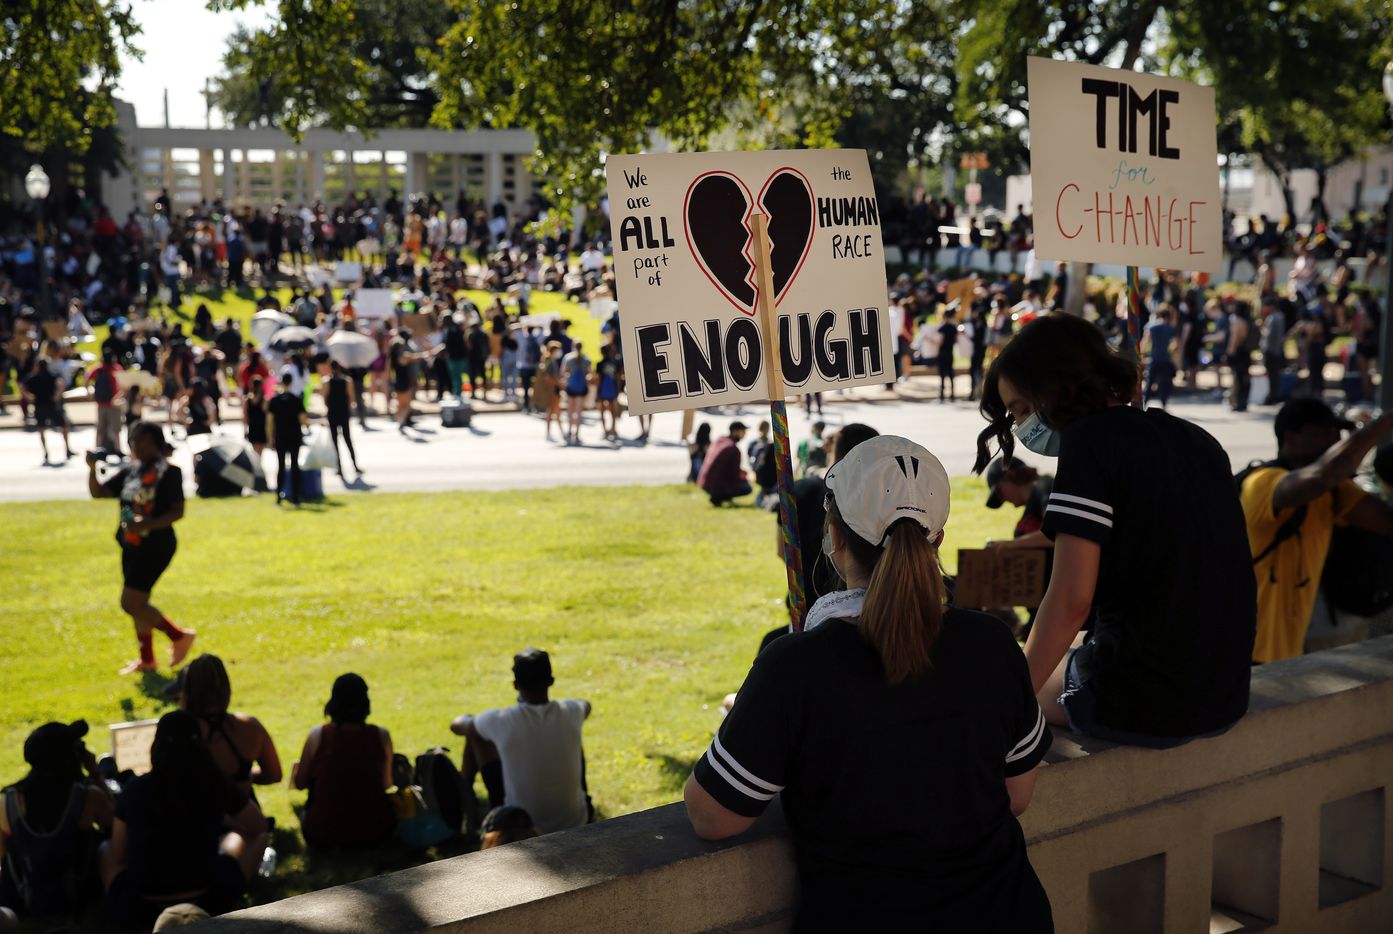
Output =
[{"x1": 202, "y1": 636, "x2": 1393, "y2": 933}]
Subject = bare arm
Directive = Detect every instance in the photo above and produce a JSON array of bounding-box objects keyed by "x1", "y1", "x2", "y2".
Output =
[
  {"x1": 291, "y1": 726, "x2": 321, "y2": 790},
  {"x1": 1271, "y1": 412, "x2": 1393, "y2": 513},
  {"x1": 683, "y1": 773, "x2": 757, "y2": 841},
  {"x1": 378, "y1": 727, "x2": 394, "y2": 789},
  {"x1": 1006, "y1": 769, "x2": 1038, "y2": 817},
  {"x1": 1022, "y1": 534, "x2": 1100, "y2": 692},
  {"x1": 989, "y1": 531, "x2": 1054, "y2": 550},
  {"x1": 250, "y1": 717, "x2": 283, "y2": 786},
  {"x1": 1345, "y1": 493, "x2": 1393, "y2": 537},
  {"x1": 449, "y1": 714, "x2": 475, "y2": 738}
]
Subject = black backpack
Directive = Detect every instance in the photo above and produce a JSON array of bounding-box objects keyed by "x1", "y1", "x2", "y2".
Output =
[
  {"x1": 414, "y1": 747, "x2": 474, "y2": 837},
  {"x1": 1236, "y1": 460, "x2": 1311, "y2": 572},
  {"x1": 1321, "y1": 525, "x2": 1393, "y2": 617}
]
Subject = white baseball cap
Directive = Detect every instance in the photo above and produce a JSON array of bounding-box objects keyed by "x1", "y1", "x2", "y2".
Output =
[{"x1": 824, "y1": 435, "x2": 950, "y2": 545}]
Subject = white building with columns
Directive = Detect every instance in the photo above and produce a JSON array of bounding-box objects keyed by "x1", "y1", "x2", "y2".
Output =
[{"x1": 103, "y1": 100, "x2": 539, "y2": 214}]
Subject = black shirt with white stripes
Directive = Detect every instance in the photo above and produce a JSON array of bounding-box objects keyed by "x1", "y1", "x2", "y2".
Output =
[
  {"x1": 694, "y1": 609, "x2": 1052, "y2": 932},
  {"x1": 1042, "y1": 404, "x2": 1255, "y2": 738}
]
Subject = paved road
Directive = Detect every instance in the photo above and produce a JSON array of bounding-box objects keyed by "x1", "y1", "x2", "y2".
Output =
[{"x1": 0, "y1": 377, "x2": 1284, "y2": 504}]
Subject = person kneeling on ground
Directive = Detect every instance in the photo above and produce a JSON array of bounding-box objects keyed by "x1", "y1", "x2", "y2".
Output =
[
  {"x1": 292, "y1": 674, "x2": 396, "y2": 848},
  {"x1": 0, "y1": 721, "x2": 114, "y2": 920},
  {"x1": 698, "y1": 422, "x2": 753, "y2": 506},
  {"x1": 975, "y1": 314, "x2": 1256, "y2": 747},
  {"x1": 687, "y1": 436, "x2": 1053, "y2": 932},
  {"x1": 100, "y1": 711, "x2": 266, "y2": 930},
  {"x1": 451, "y1": 649, "x2": 592, "y2": 834},
  {"x1": 1241, "y1": 401, "x2": 1393, "y2": 662}
]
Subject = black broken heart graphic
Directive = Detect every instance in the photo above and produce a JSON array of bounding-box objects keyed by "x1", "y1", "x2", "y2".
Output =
[{"x1": 683, "y1": 167, "x2": 815, "y2": 316}]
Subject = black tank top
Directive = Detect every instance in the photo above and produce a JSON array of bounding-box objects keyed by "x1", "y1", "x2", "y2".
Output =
[{"x1": 327, "y1": 375, "x2": 350, "y2": 421}]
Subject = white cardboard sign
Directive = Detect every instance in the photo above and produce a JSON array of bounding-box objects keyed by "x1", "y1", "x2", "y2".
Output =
[
  {"x1": 354, "y1": 288, "x2": 394, "y2": 319},
  {"x1": 605, "y1": 149, "x2": 892, "y2": 416},
  {"x1": 1027, "y1": 57, "x2": 1222, "y2": 275}
]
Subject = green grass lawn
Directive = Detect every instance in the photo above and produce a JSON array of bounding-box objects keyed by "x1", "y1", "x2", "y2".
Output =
[
  {"x1": 141, "y1": 282, "x2": 604, "y2": 352},
  {"x1": 0, "y1": 478, "x2": 1012, "y2": 907}
]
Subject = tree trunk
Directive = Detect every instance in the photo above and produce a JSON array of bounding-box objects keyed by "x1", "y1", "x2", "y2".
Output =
[
  {"x1": 1280, "y1": 177, "x2": 1296, "y2": 228},
  {"x1": 1314, "y1": 167, "x2": 1329, "y2": 225}
]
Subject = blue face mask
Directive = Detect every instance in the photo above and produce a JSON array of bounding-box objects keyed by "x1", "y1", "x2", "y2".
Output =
[{"x1": 1013, "y1": 412, "x2": 1061, "y2": 457}]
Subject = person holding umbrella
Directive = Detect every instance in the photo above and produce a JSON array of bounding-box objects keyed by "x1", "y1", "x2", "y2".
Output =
[{"x1": 86, "y1": 422, "x2": 196, "y2": 674}]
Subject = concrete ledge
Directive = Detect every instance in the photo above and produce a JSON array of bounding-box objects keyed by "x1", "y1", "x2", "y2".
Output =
[{"x1": 204, "y1": 636, "x2": 1393, "y2": 934}]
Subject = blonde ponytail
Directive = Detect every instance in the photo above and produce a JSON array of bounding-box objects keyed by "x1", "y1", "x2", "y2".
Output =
[{"x1": 829, "y1": 505, "x2": 946, "y2": 684}]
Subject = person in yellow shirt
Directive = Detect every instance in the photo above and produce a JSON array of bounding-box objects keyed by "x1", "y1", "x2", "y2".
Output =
[{"x1": 1241, "y1": 400, "x2": 1393, "y2": 663}]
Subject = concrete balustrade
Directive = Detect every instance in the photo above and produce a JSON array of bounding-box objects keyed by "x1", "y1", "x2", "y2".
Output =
[{"x1": 204, "y1": 636, "x2": 1393, "y2": 933}]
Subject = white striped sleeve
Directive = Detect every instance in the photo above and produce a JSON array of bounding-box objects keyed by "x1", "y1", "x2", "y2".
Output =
[{"x1": 691, "y1": 655, "x2": 794, "y2": 817}]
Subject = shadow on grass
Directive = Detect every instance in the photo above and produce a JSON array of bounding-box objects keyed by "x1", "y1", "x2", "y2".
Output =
[
  {"x1": 247, "y1": 817, "x2": 481, "y2": 908},
  {"x1": 138, "y1": 669, "x2": 178, "y2": 702},
  {"x1": 646, "y1": 751, "x2": 700, "y2": 795}
]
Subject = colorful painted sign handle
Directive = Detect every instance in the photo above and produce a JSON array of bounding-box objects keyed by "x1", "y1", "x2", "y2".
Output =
[
  {"x1": 751, "y1": 214, "x2": 808, "y2": 630},
  {"x1": 1125, "y1": 265, "x2": 1145, "y2": 404},
  {"x1": 771, "y1": 398, "x2": 807, "y2": 630}
]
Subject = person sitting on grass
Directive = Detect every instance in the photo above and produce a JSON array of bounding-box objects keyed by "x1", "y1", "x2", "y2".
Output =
[
  {"x1": 99, "y1": 710, "x2": 267, "y2": 930},
  {"x1": 698, "y1": 422, "x2": 753, "y2": 506},
  {"x1": 292, "y1": 674, "x2": 396, "y2": 849},
  {"x1": 686, "y1": 436, "x2": 1053, "y2": 931},
  {"x1": 177, "y1": 655, "x2": 283, "y2": 807},
  {"x1": 0, "y1": 721, "x2": 114, "y2": 920},
  {"x1": 451, "y1": 649, "x2": 592, "y2": 835}
]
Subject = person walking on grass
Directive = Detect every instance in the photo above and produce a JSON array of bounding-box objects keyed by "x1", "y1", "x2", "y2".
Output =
[{"x1": 86, "y1": 422, "x2": 195, "y2": 674}]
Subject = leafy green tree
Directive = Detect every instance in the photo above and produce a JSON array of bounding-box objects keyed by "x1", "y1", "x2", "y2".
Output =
[
  {"x1": 0, "y1": 0, "x2": 141, "y2": 156},
  {"x1": 209, "y1": 0, "x2": 456, "y2": 129},
  {"x1": 1168, "y1": 0, "x2": 1392, "y2": 222}
]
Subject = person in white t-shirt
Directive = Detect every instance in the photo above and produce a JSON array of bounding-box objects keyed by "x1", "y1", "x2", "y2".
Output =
[{"x1": 450, "y1": 648, "x2": 592, "y2": 834}]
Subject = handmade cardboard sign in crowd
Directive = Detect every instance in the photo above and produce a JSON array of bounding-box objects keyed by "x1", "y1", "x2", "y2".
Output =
[
  {"x1": 605, "y1": 149, "x2": 893, "y2": 416},
  {"x1": 1027, "y1": 57, "x2": 1222, "y2": 275}
]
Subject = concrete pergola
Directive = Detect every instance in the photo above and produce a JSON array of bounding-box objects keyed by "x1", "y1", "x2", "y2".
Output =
[{"x1": 104, "y1": 101, "x2": 540, "y2": 214}]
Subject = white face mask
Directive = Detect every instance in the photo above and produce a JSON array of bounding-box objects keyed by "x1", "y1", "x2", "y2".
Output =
[{"x1": 1013, "y1": 411, "x2": 1062, "y2": 457}]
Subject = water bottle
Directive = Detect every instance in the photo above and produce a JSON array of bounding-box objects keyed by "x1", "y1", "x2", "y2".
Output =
[{"x1": 258, "y1": 846, "x2": 278, "y2": 878}]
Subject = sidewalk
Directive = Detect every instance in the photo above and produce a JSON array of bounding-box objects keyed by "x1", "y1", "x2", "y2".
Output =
[{"x1": 0, "y1": 367, "x2": 1299, "y2": 432}]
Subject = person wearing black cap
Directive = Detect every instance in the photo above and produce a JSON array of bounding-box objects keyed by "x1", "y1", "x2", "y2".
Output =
[
  {"x1": 291, "y1": 674, "x2": 396, "y2": 848},
  {"x1": 87, "y1": 420, "x2": 195, "y2": 675},
  {"x1": 984, "y1": 456, "x2": 1055, "y2": 551},
  {"x1": 450, "y1": 648, "x2": 592, "y2": 834},
  {"x1": 1241, "y1": 401, "x2": 1393, "y2": 662},
  {"x1": 687, "y1": 437, "x2": 1052, "y2": 931},
  {"x1": 0, "y1": 721, "x2": 113, "y2": 917},
  {"x1": 697, "y1": 422, "x2": 752, "y2": 506}
]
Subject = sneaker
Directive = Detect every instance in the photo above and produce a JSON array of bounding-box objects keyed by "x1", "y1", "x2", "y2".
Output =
[{"x1": 170, "y1": 630, "x2": 197, "y2": 667}]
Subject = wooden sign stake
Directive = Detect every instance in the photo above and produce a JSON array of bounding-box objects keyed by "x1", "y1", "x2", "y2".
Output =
[{"x1": 751, "y1": 214, "x2": 808, "y2": 630}]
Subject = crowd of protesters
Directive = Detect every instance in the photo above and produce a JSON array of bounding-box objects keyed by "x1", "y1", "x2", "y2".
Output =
[
  {"x1": 3, "y1": 180, "x2": 1393, "y2": 931},
  {"x1": 0, "y1": 647, "x2": 591, "y2": 931}
]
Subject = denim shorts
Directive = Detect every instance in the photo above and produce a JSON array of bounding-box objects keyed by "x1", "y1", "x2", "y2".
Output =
[{"x1": 1058, "y1": 648, "x2": 1235, "y2": 750}]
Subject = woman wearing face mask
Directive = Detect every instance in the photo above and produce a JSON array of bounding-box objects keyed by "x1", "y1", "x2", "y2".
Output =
[
  {"x1": 974, "y1": 314, "x2": 1255, "y2": 748},
  {"x1": 687, "y1": 437, "x2": 1053, "y2": 932}
]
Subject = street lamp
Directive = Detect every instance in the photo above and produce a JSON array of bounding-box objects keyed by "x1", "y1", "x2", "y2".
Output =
[
  {"x1": 1381, "y1": 63, "x2": 1393, "y2": 413},
  {"x1": 23, "y1": 164, "x2": 52, "y2": 320}
]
